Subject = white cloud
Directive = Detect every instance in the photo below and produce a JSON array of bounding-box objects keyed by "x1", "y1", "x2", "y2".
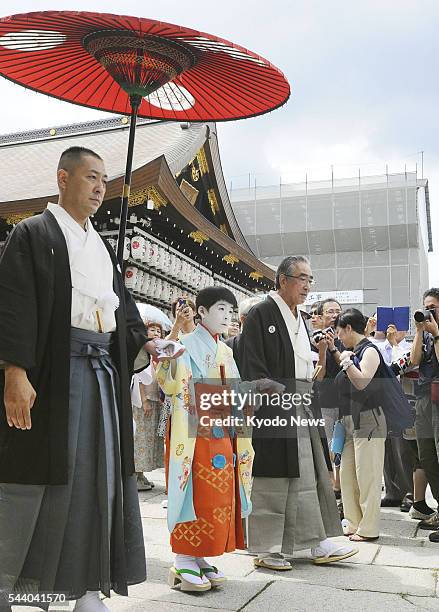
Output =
[{"x1": 0, "y1": 0, "x2": 438, "y2": 288}]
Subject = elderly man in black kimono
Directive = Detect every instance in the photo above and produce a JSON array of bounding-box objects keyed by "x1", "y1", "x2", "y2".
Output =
[
  {"x1": 0, "y1": 147, "x2": 163, "y2": 611},
  {"x1": 235, "y1": 255, "x2": 358, "y2": 570}
]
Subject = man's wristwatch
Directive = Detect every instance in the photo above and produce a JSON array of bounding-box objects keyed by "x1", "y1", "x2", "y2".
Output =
[{"x1": 329, "y1": 348, "x2": 338, "y2": 355}]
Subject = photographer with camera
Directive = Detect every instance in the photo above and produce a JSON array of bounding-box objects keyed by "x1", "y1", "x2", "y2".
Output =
[
  {"x1": 167, "y1": 297, "x2": 197, "y2": 341},
  {"x1": 316, "y1": 299, "x2": 344, "y2": 502},
  {"x1": 334, "y1": 308, "x2": 388, "y2": 541},
  {"x1": 388, "y1": 331, "x2": 435, "y2": 520},
  {"x1": 410, "y1": 288, "x2": 439, "y2": 538},
  {"x1": 308, "y1": 302, "x2": 325, "y2": 377},
  {"x1": 368, "y1": 322, "x2": 415, "y2": 511}
]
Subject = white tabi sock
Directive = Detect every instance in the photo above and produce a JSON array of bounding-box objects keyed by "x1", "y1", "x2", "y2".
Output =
[
  {"x1": 73, "y1": 591, "x2": 109, "y2": 612},
  {"x1": 174, "y1": 554, "x2": 209, "y2": 585},
  {"x1": 195, "y1": 557, "x2": 225, "y2": 579},
  {"x1": 311, "y1": 538, "x2": 353, "y2": 557}
]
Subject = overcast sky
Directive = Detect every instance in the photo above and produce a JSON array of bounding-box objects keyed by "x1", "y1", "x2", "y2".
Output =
[{"x1": 1, "y1": 0, "x2": 438, "y2": 290}]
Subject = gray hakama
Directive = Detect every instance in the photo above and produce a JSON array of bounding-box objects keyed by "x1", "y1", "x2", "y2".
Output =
[
  {"x1": 248, "y1": 388, "x2": 342, "y2": 555},
  {"x1": 0, "y1": 328, "x2": 146, "y2": 608}
]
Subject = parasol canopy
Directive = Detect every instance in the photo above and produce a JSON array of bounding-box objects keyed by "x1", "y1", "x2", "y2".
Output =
[
  {"x1": 0, "y1": 10, "x2": 291, "y2": 266},
  {"x1": 0, "y1": 11, "x2": 290, "y2": 121},
  {"x1": 136, "y1": 303, "x2": 172, "y2": 331}
]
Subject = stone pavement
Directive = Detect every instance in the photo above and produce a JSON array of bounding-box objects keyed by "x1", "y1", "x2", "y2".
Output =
[
  {"x1": 109, "y1": 469, "x2": 439, "y2": 612},
  {"x1": 14, "y1": 468, "x2": 439, "y2": 612}
]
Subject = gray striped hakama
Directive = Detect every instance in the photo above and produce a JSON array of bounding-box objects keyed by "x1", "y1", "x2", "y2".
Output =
[
  {"x1": 0, "y1": 327, "x2": 146, "y2": 608},
  {"x1": 248, "y1": 391, "x2": 342, "y2": 555}
]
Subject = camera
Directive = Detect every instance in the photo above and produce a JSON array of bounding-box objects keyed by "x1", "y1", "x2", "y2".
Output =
[
  {"x1": 312, "y1": 326, "x2": 333, "y2": 343},
  {"x1": 414, "y1": 309, "x2": 432, "y2": 323}
]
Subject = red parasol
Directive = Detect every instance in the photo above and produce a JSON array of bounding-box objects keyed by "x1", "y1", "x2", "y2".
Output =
[{"x1": 0, "y1": 11, "x2": 290, "y2": 263}]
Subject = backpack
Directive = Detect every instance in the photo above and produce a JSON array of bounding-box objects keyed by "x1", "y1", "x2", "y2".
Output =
[{"x1": 353, "y1": 340, "x2": 415, "y2": 436}]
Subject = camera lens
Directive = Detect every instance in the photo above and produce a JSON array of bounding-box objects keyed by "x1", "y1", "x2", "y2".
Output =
[{"x1": 414, "y1": 310, "x2": 425, "y2": 323}]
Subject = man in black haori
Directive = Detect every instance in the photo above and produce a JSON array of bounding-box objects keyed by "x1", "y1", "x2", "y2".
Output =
[
  {"x1": 0, "y1": 147, "x2": 158, "y2": 611},
  {"x1": 235, "y1": 255, "x2": 358, "y2": 570}
]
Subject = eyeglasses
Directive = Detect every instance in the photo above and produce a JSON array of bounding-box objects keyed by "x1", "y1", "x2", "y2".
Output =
[
  {"x1": 323, "y1": 309, "x2": 342, "y2": 315},
  {"x1": 310, "y1": 310, "x2": 319, "y2": 316},
  {"x1": 283, "y1": 274, "x2": 315, "y2": 286}
]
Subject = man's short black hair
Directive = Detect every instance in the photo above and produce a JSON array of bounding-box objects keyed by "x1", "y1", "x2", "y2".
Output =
[
  {"x1": 275, "y1": 255, "x2": 310, "y2": 289},
  {"x1": 317, "y1": 298, "x2": 342, "y2": 316},
  {"x1": 423, "y1": 288, "x2": 439, "y2": 302},
  {"x1": 58, "y1": 146, "x2": 103, "y2": 172},
  {"x1": 196, "y1": 287, "x2": 237, "y2": 314},
  {"x1": 335, "y1": 308, "x2": 367, "y2": 334}
]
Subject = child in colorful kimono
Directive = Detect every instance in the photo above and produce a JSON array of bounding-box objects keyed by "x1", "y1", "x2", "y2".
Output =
[{"x1": 156, "y1": 287, "x2": 256, "y2": 592}]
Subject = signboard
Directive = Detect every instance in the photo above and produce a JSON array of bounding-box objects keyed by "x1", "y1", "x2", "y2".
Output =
[{"x1": 304, "y1": 290, "x2": 364, "y2": 306}]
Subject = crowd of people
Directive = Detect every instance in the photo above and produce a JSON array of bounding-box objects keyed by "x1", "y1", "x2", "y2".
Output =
[
  {"x1": 130, "y1": 255, "x2": 439, "y2": 593},
  {"x1": 0, "y1": 146, "x2": 438, "y2": 610},
  {"x1": 307, "y1": 291, "x2": 439, "y2": 539}
]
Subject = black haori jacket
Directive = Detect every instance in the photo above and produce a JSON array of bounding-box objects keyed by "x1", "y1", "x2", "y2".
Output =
[
  {"x1": 0, "y1": 210, "x2": 148, "y2": 485},
  {"x1": 235, "y1": 296, "x2": 330, "y2": 478}
]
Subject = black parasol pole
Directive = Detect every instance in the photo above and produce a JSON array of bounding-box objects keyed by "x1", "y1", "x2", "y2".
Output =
[{"x1": 116, "y1": 93, "x2": 142, "y2": 266}]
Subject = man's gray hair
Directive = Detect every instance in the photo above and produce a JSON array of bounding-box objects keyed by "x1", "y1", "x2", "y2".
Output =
[
  {"x1": 275, "y1": 255, "x2": 310, "y2": 289},
  {"x1": 238, "y1": 295, "x2": 265, "y2": 319}
]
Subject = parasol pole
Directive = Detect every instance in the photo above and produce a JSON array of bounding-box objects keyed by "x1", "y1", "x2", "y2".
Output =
[{"x1": 116, "y1": 93, "x2": 142, "y2": 266}]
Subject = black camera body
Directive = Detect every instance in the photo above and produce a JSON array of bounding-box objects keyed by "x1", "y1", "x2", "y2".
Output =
[
  {"x1": 414, "y1": 309, "x2": 432, "y2": 323},
  {"x1": 312, "y1": 326, "x2": 334, "y2": 343}
]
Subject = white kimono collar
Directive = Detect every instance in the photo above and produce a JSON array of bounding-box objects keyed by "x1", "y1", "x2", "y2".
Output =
[
  {"x1": 269, "y1": 291, "x2": 313, "y2": 380},
  {"x1": 46, "y1": 202, "x2": 119, "y2": 327},
  {"x1": 46, "y1": 202, "x2": 90, "y2": 241}
]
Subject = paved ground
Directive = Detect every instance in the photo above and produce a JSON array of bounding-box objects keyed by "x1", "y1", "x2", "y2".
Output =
[
  {"x1": 111, "y1": 469, "x2": 439, "y2": 612},
  {"x1": 14, "y1": 468, "x2": 439, "y2": 612}
]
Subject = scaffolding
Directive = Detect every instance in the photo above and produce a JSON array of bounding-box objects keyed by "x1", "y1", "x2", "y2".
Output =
[{"x1": 230, "y1": 171, "x2": 432, "y2": 318}]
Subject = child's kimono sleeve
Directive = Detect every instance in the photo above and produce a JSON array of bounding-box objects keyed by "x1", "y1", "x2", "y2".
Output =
[{"x1": 155, "y1": 358, "x2": 180, "y2": 396}]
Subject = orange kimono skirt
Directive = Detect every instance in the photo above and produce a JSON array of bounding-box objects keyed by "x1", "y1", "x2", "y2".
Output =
[{"x1": 166, "y1": 421, "x2": 244, "y2": 556}]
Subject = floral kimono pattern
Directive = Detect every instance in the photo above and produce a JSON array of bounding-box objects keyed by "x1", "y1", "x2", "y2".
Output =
[{"x1": 156, "y1": 324, "x2": 254, "y2": 556}]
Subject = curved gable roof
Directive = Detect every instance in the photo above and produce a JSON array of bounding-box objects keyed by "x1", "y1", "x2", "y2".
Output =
[{"x1": 0, "y1": 118, "x2": 207, "y2": 204}]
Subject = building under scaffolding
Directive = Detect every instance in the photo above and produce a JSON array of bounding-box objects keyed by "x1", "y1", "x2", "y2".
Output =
[{"x1": 230, "y1": 171, "x2": 432, "y2": 319}]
